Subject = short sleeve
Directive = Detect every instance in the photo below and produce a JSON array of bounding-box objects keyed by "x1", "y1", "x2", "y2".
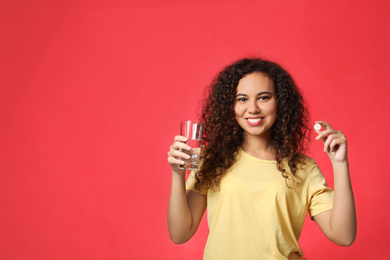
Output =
[
  {"x1": 307, "y1": 163, "x2": 334, "y2": 218},
  {"x1": 186, "y1": 170, "x2": 208, "y2": 195}
]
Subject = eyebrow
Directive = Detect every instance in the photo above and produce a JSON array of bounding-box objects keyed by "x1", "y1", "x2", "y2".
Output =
[{"x1": 236, "y1": 91, "x2": 272, "y2": 97}]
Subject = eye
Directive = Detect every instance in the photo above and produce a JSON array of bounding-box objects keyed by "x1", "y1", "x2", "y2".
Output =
[
  {"x1": 258, "y1": 96, "x2": 270, "y2": 101},
  {"x1": 237, "y1": 97, "x2": 248, "y2": 102}
]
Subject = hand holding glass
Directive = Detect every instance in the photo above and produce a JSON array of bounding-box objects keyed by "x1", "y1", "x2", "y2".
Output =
[{"x1": 179, "y1": 121, "x2": 203, "y2": 170}]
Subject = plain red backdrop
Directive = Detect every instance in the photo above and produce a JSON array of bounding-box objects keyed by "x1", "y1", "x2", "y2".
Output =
[{"x1": 1, "y1": 0, "x2": 389, "y2": 259}]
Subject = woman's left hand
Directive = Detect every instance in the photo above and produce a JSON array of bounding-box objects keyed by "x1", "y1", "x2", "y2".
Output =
[{"x1": 315, "y1": 121, "x2": 348, "y2": 163}]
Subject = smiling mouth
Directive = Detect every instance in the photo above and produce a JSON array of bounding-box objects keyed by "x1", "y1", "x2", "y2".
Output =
[{"x1": 246, "y1": 117, "x2": 264, "y2": 125}]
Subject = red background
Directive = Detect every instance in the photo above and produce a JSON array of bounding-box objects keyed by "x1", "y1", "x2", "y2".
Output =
[{"x1": 1, "y1": 0, "x2": 389, "y2": 259}]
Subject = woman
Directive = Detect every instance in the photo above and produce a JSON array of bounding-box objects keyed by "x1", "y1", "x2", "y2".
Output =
[{"x1": 167, "y1": 58, "x2": 356, "y2": 259}]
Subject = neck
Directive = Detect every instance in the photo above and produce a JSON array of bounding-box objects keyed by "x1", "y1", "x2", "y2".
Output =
[{"x1": 241, "y1": 133, "x2": 276, "y2": 160}]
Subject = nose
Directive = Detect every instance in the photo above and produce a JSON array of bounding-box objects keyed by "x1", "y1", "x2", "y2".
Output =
[{"x1": 248, "y1": 100, "x2": 260, "y2": 114}]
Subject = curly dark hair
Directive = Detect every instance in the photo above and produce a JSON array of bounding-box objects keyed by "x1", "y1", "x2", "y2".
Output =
[{"x1": 194, "y1": 57, "x2": 310, "y2": 191}]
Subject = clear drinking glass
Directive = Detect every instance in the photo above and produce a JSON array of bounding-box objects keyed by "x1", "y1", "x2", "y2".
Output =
[{"x1": 179, "y1": 120, "x2": 203, "y2": 170}]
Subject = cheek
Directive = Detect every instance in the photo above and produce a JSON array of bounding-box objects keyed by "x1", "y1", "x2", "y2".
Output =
[
  {"x1": 234, "y1": 105, "x2": 245, "y2": 116},
  {"x1": 266, "y1": 102, "x2": 278, "y2": 116},
  {"x1": 273, "y1": 103, "x2": 278, "y2": 116}
]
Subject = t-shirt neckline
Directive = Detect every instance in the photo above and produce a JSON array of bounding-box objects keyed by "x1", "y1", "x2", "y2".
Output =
[{"x1": 239, "y1": 148, "x2": 277, "y2": 164}]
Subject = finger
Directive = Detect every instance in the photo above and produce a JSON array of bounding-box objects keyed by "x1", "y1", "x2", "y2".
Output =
[
  {"x1": 168, "y1": 149, "x2": 191, "y2": 160},
  {"x1": 323, "y1": 134, "x2": 335, "y2": 152},
  {"x1": 315, "y1": 121, "x2": 334, "y2": 131},
  {"x1": 167, "y1": 156, "x2": 186, "y2": 166},
  {"x1": 171, "y1": 140, "x2": 191, "y2": 151},
  {"x1": 174, "y1": 135, "x2": 188, "y2": 142},
  {"x1": 330, "y1": 133, "x2": 346, "y2": 146},
  {"x1": 315, "y1": 129, "x2": 338, "y2": 141},
  {"x1": 329, "y1": 137, "x2": 344, "y2": 152},
  {"x1": 323, "y1": 133, "x2": 345, "y2": 152}
]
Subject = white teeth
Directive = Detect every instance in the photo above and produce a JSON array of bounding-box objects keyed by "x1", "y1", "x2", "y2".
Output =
[{"x1": 248, "y1": 118, "x2": 261, "y2": 123}]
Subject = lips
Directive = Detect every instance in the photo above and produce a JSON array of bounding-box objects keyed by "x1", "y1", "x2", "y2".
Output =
[{"x1": 246, "y1": 117, "x2": 264, "y2": 126}]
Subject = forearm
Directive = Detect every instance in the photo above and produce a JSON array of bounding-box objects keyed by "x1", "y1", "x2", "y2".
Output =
[
  {"x1": 167, "y1": 172, "x2": 193, "y2": 243},
  {"x1": 330, "y1": 161, "x2": 357, "y2": 245}
]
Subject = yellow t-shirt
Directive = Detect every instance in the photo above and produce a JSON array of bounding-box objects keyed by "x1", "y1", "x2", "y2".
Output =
[{"x1": 186, "y1": 149, "x2": 333, "y2": 260}]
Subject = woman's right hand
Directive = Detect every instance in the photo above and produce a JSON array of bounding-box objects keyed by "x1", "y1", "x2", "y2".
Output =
[
  {"x1": 167, "y1": 135, "x2": 207, "y2": 244},
  {"x1": 167, "y1": 135, "x2": 191, "y2": 174}
]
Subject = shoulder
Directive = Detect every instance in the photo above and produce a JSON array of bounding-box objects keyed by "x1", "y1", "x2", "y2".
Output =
[
  {"x1": 293, "y1": 154, "x2": 320, "y2": 180},
  {"x1": 299, "y1": 154, "x2": 317, "y2": 169},
  {"x1": 280, "y1": 153, "x2": 317, "y2": 172},
  {"x1": 297, "y1": 155, "x2": 330, "y2": 187}
]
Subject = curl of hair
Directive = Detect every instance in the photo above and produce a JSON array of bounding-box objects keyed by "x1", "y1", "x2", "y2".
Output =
[{"x1": 194, "y1": 57, "x2": 310, "y2": 191}]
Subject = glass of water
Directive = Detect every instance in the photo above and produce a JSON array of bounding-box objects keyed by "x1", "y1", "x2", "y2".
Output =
[{"x1": 179, "y1": 120, "x2": 203, "y2": 170}]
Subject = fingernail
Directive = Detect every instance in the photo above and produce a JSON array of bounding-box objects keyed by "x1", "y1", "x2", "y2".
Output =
[{"x1": 315, "y1": 136, "x2": 320, "y2": 140}]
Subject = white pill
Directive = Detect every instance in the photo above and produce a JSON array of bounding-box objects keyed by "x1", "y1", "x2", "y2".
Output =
[{"x1": 314, "y1": 123, "x2": 322, "y2": 131}]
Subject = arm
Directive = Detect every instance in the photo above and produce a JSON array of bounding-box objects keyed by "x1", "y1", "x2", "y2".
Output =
[
  {"x1": 312, "y1": 121, "x2": 357, "y2": 246},
  {"x1": 167, "y1": 136, "x2": 207, "y2": 244}
]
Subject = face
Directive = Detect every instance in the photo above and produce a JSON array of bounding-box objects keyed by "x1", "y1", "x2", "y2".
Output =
[{"x1": 234, "y1": 72, "x2": 277, "y2": 140}]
